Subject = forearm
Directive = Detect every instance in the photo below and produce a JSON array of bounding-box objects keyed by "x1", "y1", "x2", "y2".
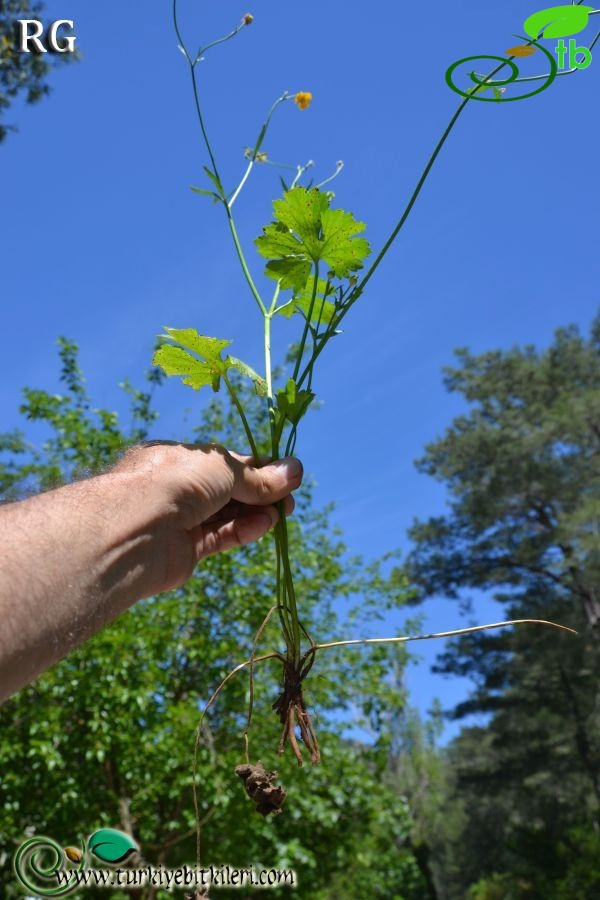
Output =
[
  {"x1": 0, "y1": 442, "x2": 300, "y2": 703},
  {"x1": 0, "y1": 468, "x2": 170, "y2": 701}
]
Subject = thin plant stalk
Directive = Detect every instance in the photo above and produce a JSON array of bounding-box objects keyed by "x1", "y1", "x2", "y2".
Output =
[{"x1": 173, "y1": 4, "x2": 583, "y2": 783}]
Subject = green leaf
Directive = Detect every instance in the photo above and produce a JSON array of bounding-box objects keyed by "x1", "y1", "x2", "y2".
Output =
[
  {"x1": 272, "y1": 188, "x2": 330, "y2": 246},
  {"x1": 276, "y1": 378, "x2": 315, "y2": 428},
  {"x1": 277, "y1": 302, "x2": 296, "y2": 319},
  {"x1": 153, "y1": 328, "x2": 232, "y2": 393},
  {"x1": 153, "y1": 329, "x2": 266, "y2": 397},
  {"x1": 265, "y1": 257, "x2": 312, "y2": 292},
  {"x1": 160, "y1": 328, "x2": 231, "y2": 361},
  {"x1": 255, "y1": 187, "x2": 371, "y2": 289},
  {"x1": 320, "y1": 208, "x2": 370, "y2": 278},
  {"x1": 203, "y1": 165, "x2": 224, "y2": 195},
  {"x1": 255, "y1": 222, "x2": 305, "y2": 260},
  {"x1": 227, "y1": 357, "x2": 268, "y2": 396},
  {"x1": 152, "y1": 345, "x2": 215, "y2": 390},
  {"x1": 523, "y1": 5, "x2": 594, "y2": 39},
  {"x1": 278, "y1": 277, "x2": 336, "y2": 324},
  {"x1": 87, "y1": 829, "x2": 138, "y2": 864},
  {"x1": 191, "y1": 186, "x2": 222, "y2": 204}
]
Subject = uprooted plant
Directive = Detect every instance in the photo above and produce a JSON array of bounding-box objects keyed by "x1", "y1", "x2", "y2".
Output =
[{"x1": 153, "y1": 3, "x2": 586, "y2": 842}]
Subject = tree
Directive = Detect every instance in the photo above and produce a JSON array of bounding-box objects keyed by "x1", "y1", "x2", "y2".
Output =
[
  {"x1": 0, "y1": 1, "x2": 78, "y2": 142},
  {"x1": 407, "y1": 316, "x2": 600, "y2": 897},
  {"x1": 0, "y1": 338, "x2": 428, "y2": 898}
]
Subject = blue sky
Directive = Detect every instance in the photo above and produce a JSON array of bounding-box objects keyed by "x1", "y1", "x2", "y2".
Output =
[{"x1": 1, "y1": 0, "x2": 598, "y2": 742}]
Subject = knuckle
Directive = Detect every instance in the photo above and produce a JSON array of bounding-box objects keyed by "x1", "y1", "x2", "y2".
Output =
[{"x1": 257, "y1": 472, "x2": 275, "y2": 500}]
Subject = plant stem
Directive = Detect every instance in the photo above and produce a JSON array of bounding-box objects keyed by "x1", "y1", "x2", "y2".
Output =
[
  {"x1": 189, "y1": 65, "x2": 223, "y2": 199},
  {"x1": 294, "y1": 49, "x2": 547, "y2": 390},
  {"x1": 193, "y1": 23, "x2": 244, "y2": 64},
  {"x1": 346, "y1": 48, "x2": 545, "y2": 310},
  {"x1": 351, "y1": 95, "x2": 470, "y2": 298},
  {"x1": 264, "y1": 309, "x2": 275, "y2": 441},
  {"x1": 223, "y1": 375, "x2": 260, "y2": 459},
  {"x1": 276, "y1": 513, "x2": 301, "y2": 665},
  {"x1": 274, "y1": 533, "x2": 294, "y2": 650},
  {"x1": 228, "y1": 160, "x2": 254, "y2": 209},
  {"x1": 292, "y1": 262, "x2": 319, "y2": 383},
  {"x1": 225, "y1": 213, "x2": 267, "y2": 316},
  {"x1": 268, "y1": 281, "x2": 281, "y2": 316},
  {"x1": 310, "y1": 619, "x2": 577, "y2": 652},
  {"x1": 178, "y1": 14, "x2": 266, "y2": 318},
  {"x1": 263, "y1": 285, "x2": 301, "y2": 664},
  {"x1": 229, "y1": 93, "x2": 290, "y2": 208}
]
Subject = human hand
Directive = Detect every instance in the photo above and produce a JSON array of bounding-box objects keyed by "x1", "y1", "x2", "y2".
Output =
[
  {"x1": 111, "y1": 441, "x2": 303, "y2": 595},
  {"x1": 0, "y1": 440, "x2": 303, "y2": 701}
]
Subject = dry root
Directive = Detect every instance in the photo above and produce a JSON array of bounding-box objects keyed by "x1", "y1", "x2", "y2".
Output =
[
  {"x1": 272, "y1": 658, "x2": 320, "y2": 766},
  {"x1": 234, "y1": 761, "x2": 287, "y2": 816}
]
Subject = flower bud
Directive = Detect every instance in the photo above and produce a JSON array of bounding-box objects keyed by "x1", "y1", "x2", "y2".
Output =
[{"x1": 294, "y1": 92, "x2": 313, "y2": 110}]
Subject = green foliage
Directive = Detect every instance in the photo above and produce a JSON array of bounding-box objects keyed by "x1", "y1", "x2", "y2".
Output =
[
  {"x1": 0, "y1": 0, "x2": 79, "y2": 141},
  {"x1": 277, "y1": 276, "x2": 337, "y2": 324},
  {"x1": 0, "y1": 336, "x2": 159, "y2": 498},
  {"x1": 153, "y1": 327, "x2": 266, "y2": 395},
  {"x1": 0, "y1": 340, "x2": 428, "y2": 899},
  {"x1": 255, "y1": 187, "x2": 370, "y2": 289},
  {"x1": 407, "y1": 315, "x2": 600, "y2": 897},
  {"x1": 274, "y1": 378, "x2": 314, "y2": 437}
]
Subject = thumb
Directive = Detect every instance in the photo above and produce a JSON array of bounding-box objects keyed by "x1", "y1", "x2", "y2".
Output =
[{"x1": 228, "y1": 455, "x2": 303, "y2": 505}]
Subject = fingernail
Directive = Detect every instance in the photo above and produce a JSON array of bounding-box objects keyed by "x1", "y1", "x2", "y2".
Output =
[{"x1": 272, "y1": 457, "x2": 303, "y2": 481}]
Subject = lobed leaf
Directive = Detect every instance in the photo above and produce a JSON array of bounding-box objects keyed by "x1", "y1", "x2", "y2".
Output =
[
  {"x1": 227, "y1": 357, "x2": 268, "y2": 396},
  {"x1": 265, "y1": 257, "x2": 312, "y2": 292},
  {"x1": 255, "y1": 187, "x2": 371, "y2": 290},
  {"x1": 320, "y1": 209, "x2": 370, "y2": 278},
  {"x1": 160, "y1": 328, "x2": 231, "y2": 360},
  {"x1": 276, "y1": 378, "x2": 315, "y2": 428},
  {"x1": 272, "y1": 188, "x2": 329, "y2": 243},
  {"x1": 153, "y1": 328, "x2": 266, "y2": 396},
  {"x1": 278, "y1": 277, "x2": 337, "y2": 324},
  {"x1": 152, "y1": 344, "x2": 215, "y2": 390}
]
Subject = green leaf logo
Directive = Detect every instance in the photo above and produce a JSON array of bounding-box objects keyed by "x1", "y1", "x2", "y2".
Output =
[
  {"x1": 87, "y1": 829, "x2": 138, "y2": 864},
  {"x1": 523, "y1": 5, "x2": 594, "y2": 39}
]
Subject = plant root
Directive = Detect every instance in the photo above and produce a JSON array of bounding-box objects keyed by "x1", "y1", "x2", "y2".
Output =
[
  {"x1": 272, "y1": 657, "x2": 320, "y2": 766},
  {"x1": 234, "y1": 761, "x2": 287, "y2": 816}
]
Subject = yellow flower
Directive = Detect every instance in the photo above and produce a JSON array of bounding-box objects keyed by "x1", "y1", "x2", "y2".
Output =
[
  {"x1": 294, "y1": 92, "x2": 313, "y2": 110},
  {"x1": 243, "y1": 13, "x2": 254, "y2": 25}
]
